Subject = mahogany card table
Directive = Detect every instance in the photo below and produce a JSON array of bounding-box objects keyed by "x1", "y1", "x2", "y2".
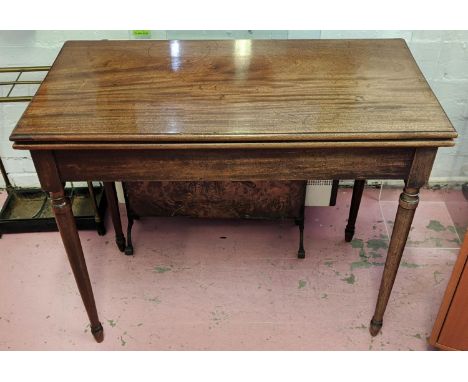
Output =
[{"x1": 10, "y1": 40, "x2": 456, "y2": 342}]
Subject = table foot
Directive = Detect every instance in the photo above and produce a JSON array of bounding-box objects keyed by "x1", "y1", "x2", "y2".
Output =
[
  {"x1": 116, "y1": 234, "x2": 126, "y2": 252},
  {"x1": 91, "y1": 323, "x2": 104, "y2": 343},
  {"x1": 344, "y1": 227, "x2": 354, "y2": 242},
  {"x1": 369, "y1": 319, "x2": 382, "y2": 336},
  {"x1": 124, "y1": 244, "x2": 134, "y2": 256},
  {"x1": 96, "y1": 222, "x2": 106, "y2": 236}
]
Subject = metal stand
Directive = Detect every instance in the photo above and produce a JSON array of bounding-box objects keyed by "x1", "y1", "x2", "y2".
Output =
[{"x1": 0, "y1": 66, "x2": 107, "y2": 237}]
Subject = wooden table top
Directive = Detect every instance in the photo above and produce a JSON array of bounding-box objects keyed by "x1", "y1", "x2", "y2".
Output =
[{"x1": 11, "y1": 39, "x2": 456, "y2": 146}]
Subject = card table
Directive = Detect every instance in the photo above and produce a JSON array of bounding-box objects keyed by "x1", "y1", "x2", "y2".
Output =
[{"x1": 10, "y1": 39, "x2": 456, "y2": 342}]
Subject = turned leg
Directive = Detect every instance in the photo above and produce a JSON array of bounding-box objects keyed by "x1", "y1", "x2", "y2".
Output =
[
  {"x1": 50, "y1": 189, "x2": 104, "y2": 342},
  {"x1": 104, "y1": 182, "x2": 126, "y2": 252},
  {"x1": 345, "y1": 179, "x2": 365, "y2": 242},
  {"x1": 369, "y1": 187, "x2": 419, "y2": 336}
]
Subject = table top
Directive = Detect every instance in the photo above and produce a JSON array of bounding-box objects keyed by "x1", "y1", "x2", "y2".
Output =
[{"x1": 10, "y1": 39, "x2": 456, "y2": 146}]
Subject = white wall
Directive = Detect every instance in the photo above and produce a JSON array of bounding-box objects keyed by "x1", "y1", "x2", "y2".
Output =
[{"x1": 1, "y1": 30, "x2": 467, "y2": 188}]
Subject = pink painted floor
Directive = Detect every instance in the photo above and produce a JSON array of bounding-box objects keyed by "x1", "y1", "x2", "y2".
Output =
[{"x1": 0, "y1": 187, "x2": 466, "y2": 350}]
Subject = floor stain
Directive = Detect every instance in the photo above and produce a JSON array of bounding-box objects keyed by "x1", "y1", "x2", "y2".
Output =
[
  {"x1": 426, "y1": 220, "x2": 446, "y2": 232},
  {"x1": 349, "y1": 237, "x2": 387, "y2": 271},
  {"x1": 351, "y1": 260, "x2": 372, "y2": 271},
  {"x1": 429, "y1": 237, "x2": 444, "y2": 247},
  {"x1": 433, "y1": 271, "x2": 443, "y2": 285},
  {"x1": 211, "y1": 309, "x2": 229, "y2": 325},
  {"x1": 367, "y1": 238, "x2": 388, "y2": 251},
  {"x1": 342, "y1": 274, "x2": 356, "y2": 285},
  {"x1": 401, "y1": 261, "x2": 421, "y2": 268},
  {"x1": 351, "y1": 324, "x2": 367, "y2": 330},
  {"x1": 154, "y1": 266, "x2": 172, "y2": 273},
  {"x1": 447, "y1": 225, "x2": 457, "y2": 234},
  {"x1": 350, "y1": 239, "x2": 364, "y2": 249},
  {"x1": 147, "y1": 297, "x2": 161, "y2": 304}
]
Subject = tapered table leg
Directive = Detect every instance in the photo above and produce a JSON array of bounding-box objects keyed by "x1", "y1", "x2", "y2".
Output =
[
  {"x1": 296, "y1": 180, "x2": 307, "y2": 259},
  {"x1": 50, "y1": 189, "x2": 104, "y2": 342},
  {"x1": 345, "y1": 179, "x2": 365, "y2": 242},
  {"x1": 104, "y1": 182, "x2": 126, "y2": 252},
  {"x1": 369, "y1": 187, "x2": 420, "y2": 336},
  {"x1": 87, "y1": 181, "x2": 106, "y2": 236}
]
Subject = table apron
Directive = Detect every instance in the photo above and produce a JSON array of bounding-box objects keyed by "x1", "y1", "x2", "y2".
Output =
[{"x1": 51, "y1": 147, "x2": 415, "y2": 182}]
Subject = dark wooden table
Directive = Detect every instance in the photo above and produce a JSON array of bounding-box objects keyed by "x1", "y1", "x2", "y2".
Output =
[{"x1": 10, "y1": 39, "x2": 456, "y2": 343}]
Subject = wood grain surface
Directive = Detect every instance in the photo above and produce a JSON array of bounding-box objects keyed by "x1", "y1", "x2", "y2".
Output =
[
  {"x1": 52, "y1": 147, "x2": 415, "y2": 181},
  {"x1": 10, "y1": 39, "x2": 456, "y2": 145}
]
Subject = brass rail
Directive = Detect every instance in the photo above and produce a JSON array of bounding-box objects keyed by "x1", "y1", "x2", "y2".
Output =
[
  {"x1": 0, "y1": 66, "x2": 51, "y2": 73},
  {"x1": 0, "y1": 65, "x2": 105, "y2": 234},
  {"x1": 0, "y1": 81, "x2": 43, "y2": 85},
  {"x1": 0, "y1": 96, "x2": 35, "y2": 102},
  {"x1": 0, "y1": 65, "x2": 50, "y2": 103}
]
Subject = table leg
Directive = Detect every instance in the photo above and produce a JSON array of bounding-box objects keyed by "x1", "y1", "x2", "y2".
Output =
[
  {"x1": 295, "y1": 216, "x2": 305, "y2": 259},
  {"x1": 296, "y1": 180, "x2": 307, "y2": 259},
  {"x1": 345, "y1": 179, "x2": 365, "y2": 242},
  {"x1": 369, "y1": 186, "x2": 419, "y2": 336},
  {"x1": 122, "y1": 184, "x2": 135, "y2": 256},
  {"x1": 104, "y1": 182, "x2": 126, "y2": 252},
  {"x1": 87, "y1": 181, "x2": 106, "y2": 236},
  {"x1": 50, "y1": 188, "x2": 104, "y2": 342}
]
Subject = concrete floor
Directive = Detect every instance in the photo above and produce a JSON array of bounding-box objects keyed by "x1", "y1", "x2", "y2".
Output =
[{"x1": 0, "y1": 186, "x2": 466, "y2": 350}]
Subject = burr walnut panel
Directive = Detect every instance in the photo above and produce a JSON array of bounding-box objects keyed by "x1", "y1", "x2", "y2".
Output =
[{"x1": 123, "y1": 180, "x2": 306, "y2": 219}]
